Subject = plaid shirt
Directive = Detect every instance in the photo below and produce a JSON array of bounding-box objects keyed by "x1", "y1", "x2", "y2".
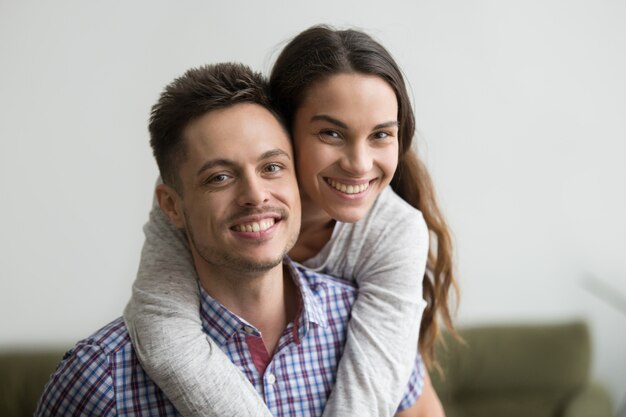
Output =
[{"x1": 37, "y1": 262, "x2": 424, "y2": 416}]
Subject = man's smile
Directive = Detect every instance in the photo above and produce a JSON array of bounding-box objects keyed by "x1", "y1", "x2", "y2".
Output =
[{"x1": 231, "y1": 217, "x2": 276, "y2": 233}]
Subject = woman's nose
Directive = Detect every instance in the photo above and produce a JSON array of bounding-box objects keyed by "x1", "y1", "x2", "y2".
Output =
[{"x1": 339, "y1": 141, "x2": 373, "y2": 176}]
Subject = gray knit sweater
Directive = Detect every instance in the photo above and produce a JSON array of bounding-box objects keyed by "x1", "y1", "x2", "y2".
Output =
[{"x1": 123, "y1": 186, "x2": 428, "y2": 417}]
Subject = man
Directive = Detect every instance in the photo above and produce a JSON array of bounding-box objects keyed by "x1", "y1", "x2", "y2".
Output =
[{"x1": 36, "y1": 63, "x2": 425, "y2": 416}]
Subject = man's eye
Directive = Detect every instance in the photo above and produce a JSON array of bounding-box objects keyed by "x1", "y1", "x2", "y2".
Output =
[
  {"x1": 208, "y1": 174, "x2": 229, "y2": 184},
  {"x1": 264, "y1": 163, "x2": 282, "y2": 173}
]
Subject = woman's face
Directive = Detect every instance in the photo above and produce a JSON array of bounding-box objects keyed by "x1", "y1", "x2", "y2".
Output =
[{"x1": 292, "y1": 73, "x2": 399, "y2": 223}]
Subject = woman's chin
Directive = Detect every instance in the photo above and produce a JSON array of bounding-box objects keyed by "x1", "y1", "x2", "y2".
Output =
[{"x1": 326, "y1": 206, "x2": 370, "y2": 224}]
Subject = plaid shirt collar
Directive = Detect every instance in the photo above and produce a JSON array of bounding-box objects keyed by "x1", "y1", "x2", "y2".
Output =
[{"x1": 198, "y1": 258, "x2": 328, "y2": 349}]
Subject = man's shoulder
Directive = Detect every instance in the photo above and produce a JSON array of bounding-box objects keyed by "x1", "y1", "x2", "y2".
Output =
[
  {"x1": 36, "y1": 318, "x2": 131, "y2": 416},
  {"x1": 48, "y1": 317, "x2": 133, "y2": 383},
  {"x1": 56, "y1": 317, "x2": 133, "y2": 362},
  {"x1": 55, "y1": 317, "x2": 134, "y2": 388},
  {"x1": 37, "y1": 317, "x2": 178, "y2": 416},
  {"x1": 69, "y1": 317, "x2": 132, "y2": 359}
]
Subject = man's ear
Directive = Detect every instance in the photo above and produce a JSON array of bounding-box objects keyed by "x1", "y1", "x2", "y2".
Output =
[{"x1": 155, "y1": 183, "x2": 185, "y2": 228}]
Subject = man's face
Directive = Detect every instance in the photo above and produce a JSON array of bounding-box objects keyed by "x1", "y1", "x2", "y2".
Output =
[{"x1": 169, "y1": 103, "x2": 301, "y2": 275}]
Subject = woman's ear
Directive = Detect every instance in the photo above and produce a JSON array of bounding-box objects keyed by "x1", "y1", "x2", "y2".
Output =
[{"x1": 155, "y1": 183, "x2": 185, "y2": 228}]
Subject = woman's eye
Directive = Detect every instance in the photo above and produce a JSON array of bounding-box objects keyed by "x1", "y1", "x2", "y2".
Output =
[
  {"x1": 373, "y1": 131, "x2": 391, "y2": 140},
  {"x1": 319, "y1": 130, "x2": 342, "y2": 141}
]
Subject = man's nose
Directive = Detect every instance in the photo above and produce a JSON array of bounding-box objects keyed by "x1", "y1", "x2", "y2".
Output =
[
  {"x1": 236, "y1": 173, "x2": 270, "y2": 206},
  {"x1": 339, "y1": 141, "x2": 373, "y2": 176}
]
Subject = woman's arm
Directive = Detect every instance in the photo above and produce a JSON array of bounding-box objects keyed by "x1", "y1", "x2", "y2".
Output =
[
  {"x1": 123, "y1": 198, "x2": 272, "y2": 417},
  {"x1": 320, "y1": 191, "x2": 430, "y2": 417}
]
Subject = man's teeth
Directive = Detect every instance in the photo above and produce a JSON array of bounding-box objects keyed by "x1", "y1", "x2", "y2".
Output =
[
  {"x1": 233, "y1": 218, "x2": 275, "y2": 233},
  {"x1": 328, "y1": 179, "x2": 369, "y2": 194}
]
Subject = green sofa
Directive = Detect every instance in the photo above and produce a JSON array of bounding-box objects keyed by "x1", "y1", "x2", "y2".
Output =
[
  {"x1": 1, "y1": 322, "x2": 613, "y2": 416},
  {"x1": 431, "y1": 321, "x2": 613, "y2": 417},
  {"x1": 0, "y1": 349, "x2": 67, "y2": 417}
]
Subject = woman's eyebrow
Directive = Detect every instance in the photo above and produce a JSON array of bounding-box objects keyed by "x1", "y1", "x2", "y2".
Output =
[
  {"x1": 373, "y1": 121, "x2": 399, "y2": 130},
  {"x1": 311, "y1": 115, "x2": 398, "y2": 131},
  {"x1": 310, "y1": 114, "x2": 348, "y2": 129}
]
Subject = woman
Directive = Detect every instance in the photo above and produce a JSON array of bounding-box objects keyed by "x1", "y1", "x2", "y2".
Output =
[{"x1": 124, "y1": 25, "x2": 457, "y2": 417}]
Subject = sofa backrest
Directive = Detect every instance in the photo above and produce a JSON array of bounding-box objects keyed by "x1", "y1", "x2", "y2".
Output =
[
  {"x1": 0, "y1": 350, "x2": 67, "y2": 417},
  {"x1": 431, "y1": 321, "x2": 591, "y2": 417}
]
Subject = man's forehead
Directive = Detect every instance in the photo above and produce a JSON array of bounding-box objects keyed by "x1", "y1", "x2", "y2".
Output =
[
  {"x1": 184, "y1": 135, "x2": 293, "y2": 165},
  {"x1": 182, "y1": 104, "x2": 293, "y2": 166}
]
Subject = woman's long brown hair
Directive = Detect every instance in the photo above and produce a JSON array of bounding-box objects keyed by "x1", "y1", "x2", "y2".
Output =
[{"x1": 269, "y1": 25, "x2": 459, "y2": 368}]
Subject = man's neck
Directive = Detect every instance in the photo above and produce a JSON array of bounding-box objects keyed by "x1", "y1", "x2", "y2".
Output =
[{"x1": 193, "y1": 257, "x2": 298, "y2": 356}]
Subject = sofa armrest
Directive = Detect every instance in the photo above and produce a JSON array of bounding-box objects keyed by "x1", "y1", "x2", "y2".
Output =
[{"x1": 562, "y1": 383, "x2": 613, "y2": 417}]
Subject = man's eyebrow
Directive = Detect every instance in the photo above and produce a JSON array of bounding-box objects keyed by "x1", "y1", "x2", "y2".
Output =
[
  {"x1": 196, "y1": 159, "x2": 236, "y2": 176},
  {"x1": 311, "y1": 115, "x2": 399, "y2": 131},
  {"x1": 258, "y1": 148, "x2": 292, "y2": 161}
]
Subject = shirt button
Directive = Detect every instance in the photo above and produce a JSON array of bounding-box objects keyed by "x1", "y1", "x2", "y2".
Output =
[
  {"x1": 242, "y1": 325, "x2": 254, "y2": 334},
  {"x1": 267, "y1": 373, "x2": 276, "y2": 385}
]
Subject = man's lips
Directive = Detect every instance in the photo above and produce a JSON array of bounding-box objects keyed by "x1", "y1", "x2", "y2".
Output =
[
  {"x1": 227, "y1": 208, "x2": 287, "y2": 234},
  {"x1": 231, "y1": 217, "x2": 276, "y2": 233}
]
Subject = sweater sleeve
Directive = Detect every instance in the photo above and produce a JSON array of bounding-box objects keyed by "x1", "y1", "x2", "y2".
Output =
[
  {"x1": 321, "y1": 192, "x2": 429, "y2": 417},
  {"x1": 123, "y1": 197, "x2": 272, "y2": 417}
]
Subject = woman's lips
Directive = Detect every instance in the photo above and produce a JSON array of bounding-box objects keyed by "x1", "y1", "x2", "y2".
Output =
[{"x1": 325, "y1": 178, "x2": 372, "y2": 195}]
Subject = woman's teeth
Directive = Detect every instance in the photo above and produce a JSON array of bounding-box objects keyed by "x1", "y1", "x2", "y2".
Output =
[
  {"x1": 233, "y1": 218, "x2": 275, "y2": 232},
  {"x1": 327, "y1": 179, "x2": 369, "y2": 194}
]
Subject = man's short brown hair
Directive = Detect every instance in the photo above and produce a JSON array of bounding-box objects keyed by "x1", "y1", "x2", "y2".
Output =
[{"x1": 149, "y1": 63, "x2": 279, "y2": 191}]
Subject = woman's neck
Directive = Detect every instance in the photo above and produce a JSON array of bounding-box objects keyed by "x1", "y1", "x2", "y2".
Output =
[{"x1": 289, "y1": 193, "x2": 336, "y2": 263}]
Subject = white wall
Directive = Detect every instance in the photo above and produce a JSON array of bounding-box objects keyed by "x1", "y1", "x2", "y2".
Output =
[{"x1": 1, "y1": 0, "x2": 624, "y2": 407}]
